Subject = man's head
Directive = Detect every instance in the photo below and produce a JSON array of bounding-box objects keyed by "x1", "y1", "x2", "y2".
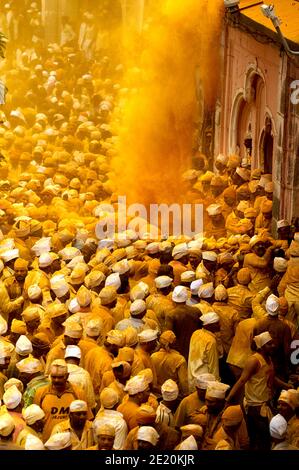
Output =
[
  {"x1": 22, "y1": 404, "x2": 45, "y2": 433},
  {"x1": 137, "y1": 426, "x2": 159, "y2": 450},
  {"x1": 94, "y1": 424, "x2": 115, "y2": 450},
  {"x1": 188, "y1": 252, "x2": 202, "y2": 270},
  {"x1": 180, "y1": 424, "x2": 203, "y2": 449},
  {"x1": 253, "y1": 332, "x2": 275, "y2": 357},
  {"x1": 138, "y1": 329, "x2": 158, "y2": 353},
  {"x1": 277, "y1": 390, "x2": 298, "y2": 421},
  {"x1": 200, "y1": 312, "x2": 220, "y2": 334},
  {"x1": 16, "y1": 356, "x2": 43, "y2": 385},
  {"x1": 50, "y1": 360, "x2": 69, "y2": 391},
  {"x1": 221, "y1": 405, "x2": 244, "y2": 436},
  {"x1": 269, "y1": 414, "x2": 288, "y2": 444},
  {"x1": 205, "y1": 381, "x2": 230, "y2": 415},
  {"x1": 277, "y1": 220, "x2": 291, "y2": 241},
  {"x1": 194, "y1": 373, "x2": 216, "y2": 401},
  {"x1": 62, "y1": 321, "x2": 83, "y2": 346},
  {"x1": 14, "y1": 258, "x2": 28, "y2": 282},
  {"x1": 124, "y1": 375, "x2": 150, "y2": 405},
  {"x1": 69, "y1": 400, "x2": 88, "y2": 430},
  {"x1": 104, "y1": 330, "x2": 125, "y2": 357}
]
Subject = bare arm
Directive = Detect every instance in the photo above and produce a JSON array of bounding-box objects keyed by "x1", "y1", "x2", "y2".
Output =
[{"x1": 225, "y1": 356, "x2": 259, "y2": 404}]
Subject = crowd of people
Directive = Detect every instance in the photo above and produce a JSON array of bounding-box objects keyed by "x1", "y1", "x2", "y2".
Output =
[{"x1": 0, "y1": 2, "x2": 298, "y2": 453}]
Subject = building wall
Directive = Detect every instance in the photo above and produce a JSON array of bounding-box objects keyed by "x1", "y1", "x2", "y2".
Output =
[{"x1": 216, "y1": 20, "x2": 299, "y2": 222}]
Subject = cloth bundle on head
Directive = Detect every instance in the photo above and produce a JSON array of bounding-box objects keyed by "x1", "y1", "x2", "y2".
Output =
[
  {"x1": 269, "y1": 414, "x2": 288, "y2": 439},
  {"x1": 69, "y1": 263, "x2": 88, "y2": 285},
  {"x1": 261, "y1": 200, "x2": 273, "y2": 214},
  {"x1": 145, "y1": 242, "x2": 160, "y2": 255},
  {"x1": 84, "y1": 270, "x2": 105, "y2": 289},
  {"x1": 200, "y1": 312, "x2": 220, "y2": 326},
  {"x1": 124, "y1": 375, "x2": 148, "y2": 395},
  {"x1": 176, "y1": 435, "x2": 197, "y2": 450},
  {"x1": 198, "y1": 282, "x2": 214, "y2": 299},
  {"x1": 22, "y1": 404, "x2": 45, "y2": 425},
  {"x1": 235, "y1": 167, "x2": 250, "y2": 181},
  {"x1": 218, "y1": 252, "x2": 234, "y2": 265},
  {"x1": 1, "y1": 248, "x2": 19, "y2": 263},
  {"x1": 45, "y1": 431, "x2": 72, "y2": 450},
  {"x1": 277, "y1": 219, "x2": 290, "y2": 230},
  {"x1": 180, "y1": 424, "x2": 203, "y2": 438},
  {"x1": 14, "y1": 258, "x2": 29, "y2": 270},
  {"x1": 69, "y1": 400, "x2": 88, "y2": 412},
  {"x1": 117, "y1": 346, "x2": 135, "y2": 363},
  {"x1": 124, "y1": 327, "x2": 138, "y2": 347},
  {"x1": 106, "y1": 330, "x2": 125, "y2": 347},
  {"x1": 159, "y1": 330, "x2": 176, "y2": 348},
  {"x1": 16, "y1": 356, "x2": 42, "y2": 374},
  {"x1": 112, "y1": 259, "x2": 130, "y2": 274},
  {"x1": 76, "y1": 285, "x2": 91, "y2": 307},
  {"x1": 254, "y1": 331, "x2": 272, "y2": 349},
  {"x1": 155, "y1": 276, "x2": 173, "y2": 289},
  {"x1": 273, "y1": 257, "x2": 288, "y2": 273},
  {"x1": 172, "y1": 243, "x2": 188, "y2": 260},
  {"x1": 105, "y1": 273, "x2": 121, "y2": 289},
  {"x1": 27, "y1": 285, "x2": 42, "y2": 301},
  {"x1": 31, "y1": 333, "x2": 51, "y2": 351},
  {"x1": 99, "y1": 286, "x2": 117, "y2": 305},
  {"x1": 237, "y1": 268, "x2": 251, "y2": 285},
  {"x1": 94, "y1": 423, "x2": 115, "y2": 438},
  {"x1": 215, "y1": 439, "x2": 232, "y2": 450},
  {"x1": 137, "y1": 426, "x2": 159, "y2": 446},
  {"x1": 0, "y1": 315, "x2": 7, "y2": 335},
  {"x1": 278, "y1": 389, "x2": 299, "y2": 411},
  {"x1": 172, "y1": 285, "x2": 188, "y2": 303},
  {"x1": 10, "y1": 319, "x2": 26, "y2": 334},
  {"x1": 3, "y1": 378, "x2": 23, "y2": 393},
  {"x1": 206, "y1": 381, "x2": 230, "y2": 399},
  {"x1": 16, "y1": 335, "x2": 32, "y2": 356},
  {"x1": 25, "y1": 434, "x2": 45, "y2": 450},
  {"x1": 202, "y1": 251, "x2": 217, "y2": 262},
  {"x1": 65, "y1": 345, "x2": 81, "y2": 359},
  {"x1": 48, "y1": 303, "x2": 68, "y2": 319},
  {"x1": 111, "y1": 360, "x2": 131, "y2": 378},
  {"x1": 130, "y1": 299, "x2": 146, "y2": 316},
  {"x1": 190, "y1": 279, "x2": 203, "y2": 295},
  {"x1": 0, "y1": 413, "x2": 15, "y2": 437},
  {"x1": 50, "y1": 275, "x2": 69, "y2": 298},
  {"x1": 214, "y1": 284, "x2": 228, "y2": 301},
  {"x1": 85, "y1": 318, "x2": 103, "y2": 337},
  {"x1": 68, "y1": 298, "x2": 80, "y2": 314},
  {"x1": 194, "y1": 373, "x2": 216, "y2": 390},
  {"x1": 161, "y1": 379, "x2": 179, "y2": 401},
  {"x1": 222, "y1": 405, "x2": 243, "y2": 426},
  {"x1": 59, "y1": 247, "x2": 81, "y2": 261},
  {"x1": 38, "y1": 252, "x2": 54, "y2": 268},
  {"x1": 136, "y1": 405, "x2": 156, "y2": 425},
  {"x1": 63, "y1": 321, "x2": 83, "y2": 339},
  {"x1": 3, "y1": 385, "x2": 22, "y2": 409},
  {"x1": 266, "y1": 294, "x2": 280, "y2": 316},
  {"x1": 206, "y1": 204, "x2": 222, "y2": 216},
  {"x1": 100, "y1": 387, "x2": 119, "y2": 410},
  {"x1": 181, "y1": 271, "x2": 196, "y2": 283},
  {"x1": 138, "y1": 329, "x2": 158, "y2": 343}
]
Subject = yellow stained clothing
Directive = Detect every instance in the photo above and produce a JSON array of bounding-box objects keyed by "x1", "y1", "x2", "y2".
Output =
[
  {"x1": 188, "y1": 329, "x2": 220, "y2": 392},
  {"x1": 117, "y1": 397, "x2": 140, "y2": 431},
  {"x1": 51, "y1": 418, "x2": 94, "y2": 450},
  {"x1": 44, "y1": 340, "x2": 66, "y2": 375},
  {"x1": 245, "y1": 352, "x2": 274, "y2": 406},
  {"x1": 174, "y1": 391, "x2": 205, "y2": 427},
  {"x1": 79, "y1": 337, "x2": 99, "y2": 367},
  {"x1": 168, "y1": 260, "x2": 188, "y2": 286},
  {"x1": 24, "y1": 269, "x2": 52, "y2": 305},
  {"x1": 227, "y1": 284, "x2": 254, "y2": 319},
  {"x1": 67, "y1": 363, "x2": 96, "y2": 409},
  {"x1": 84, "y1": 345, "x2": 113, "y2": 396},
  {"x1": 287, "y1": 415, "x2": 299, "y2": 448},
  {"x1": 34, "y1": 381, "x2": 90, "y2": 441},
  {"x1": 225, "y1": 211, "x2": 240, "y2": 236},
  {"x1": 244, "y1": 252, "x2": 272, "y2": 293},
  {"x1": 15, "y1": 426, "x2": 40, "y2": 448},
  {"x1": 146, "y1": 293, "x2": 175, "y2": 332},
  {"x1": 255, "y1": 213, "x2": 272, "y2": 233},
  {"x1": 135, "y1": 346, "x2": 157, "y2": 387},
  {"x1": 212, "y1": 302, "x2": 239, "y2": 355},
  {"x1": 213, "y1": 419, "x2": 249, "y2": 450},
  {"x1": 0, "y1": 371, "x2": 7, "y2": 400},
  {"x1": 0, "y1": 281, "x2": 23, "y2": 322},
  {"x1": 226, "y1": 318, "x2": 256, "y2": 369},
  {"x1": 151, "y1": 348, "x2": 189, "y2": 396}
]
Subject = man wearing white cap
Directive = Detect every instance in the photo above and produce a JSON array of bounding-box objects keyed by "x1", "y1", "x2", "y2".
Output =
[
  {"x1": 50, "y1": 400, "x2": 94, "y2": 450},
  {"x1": 23, "y1": 252, "x2": 55, "y2": 307},
  {"x1": 243, "y1": 236, "x2": 274, "y2": 293},
  {"x1": 254, "y1": 293, "x2": 292, "y2": 380},
  {"x1": 135, "y1": 329, "x2": 158, "y2": 388},
  {"x1": 64, "y1": 345, "x2": 96, "y2": 411},
  {"x1": 270, "y1": 414, "x2": 298, "y2": 450},
  {"x1": 16, "y1": 404, "x2": 45, "y2": 448},
  {"x1": 17, "y1": 355, "x2": 49, "y2": 407},
  {"x1": 116, "y1": 299, "x2": 158, "y2": 334},
  {"x1": 88, "y1": 423, "x2": 116, "y2": 450},
  {"x1": 2, "y1": 257, "x2": 27, "y2": 325},
  {"x1": 137, "y1": 426, "x2": 159, "y2": 450},
  {"x1": 155, "y1": 379, "x2": 179, "y2": 427},
  {"x1": 34, "y1": 360, "x2": 91, "y2": 441},
  {"x1": 174, "y1": 373, "x2": 216, "y2": 427},
  {"x1": 78, "y1": 318, "x2": 103, "y2": 364},
  {"x1": 0, "y1": 412, "x2": 22, "y2": 450},
  {"x1": 0, "y1": 275, "x2": 24, "y2": 323},
  {"x1": 188, "y1": 312, "x2": 221, "y2": 392},
  {"x1": 226, "y1": 331, "x2": 289, "y2": 450},
  {"x1": 84, "y1": 330, "x2": 124, "y2": 401},
  {"x1": 117, "y1": 375, "x2": 150, "y2": 430},
  {"x1": 165, "y1": 286, "x2": 200, "y2": 360},
  {"x1": 94, "y1": 387, "x2": 128, "y2": 450},
  {"x1": 146, "y1": 275, "x2": 174, "y2": 331},
  {"x1": 196, "y1": 251, "x2": 217, "y2": 282},
  {"x1": 169, "y1": 243, "x2": 189, "y2": 286},
  {"x1": 205, "y1": 204, "x2": 226, "y2": 240},
  {"x1": 151, "y1": 330, "x2": 188, "y2": 397}
]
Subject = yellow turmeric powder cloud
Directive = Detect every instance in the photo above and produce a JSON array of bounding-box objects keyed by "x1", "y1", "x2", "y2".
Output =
[{"x1": 111, "y1": 0, "x2": 224, "y2": 208}]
